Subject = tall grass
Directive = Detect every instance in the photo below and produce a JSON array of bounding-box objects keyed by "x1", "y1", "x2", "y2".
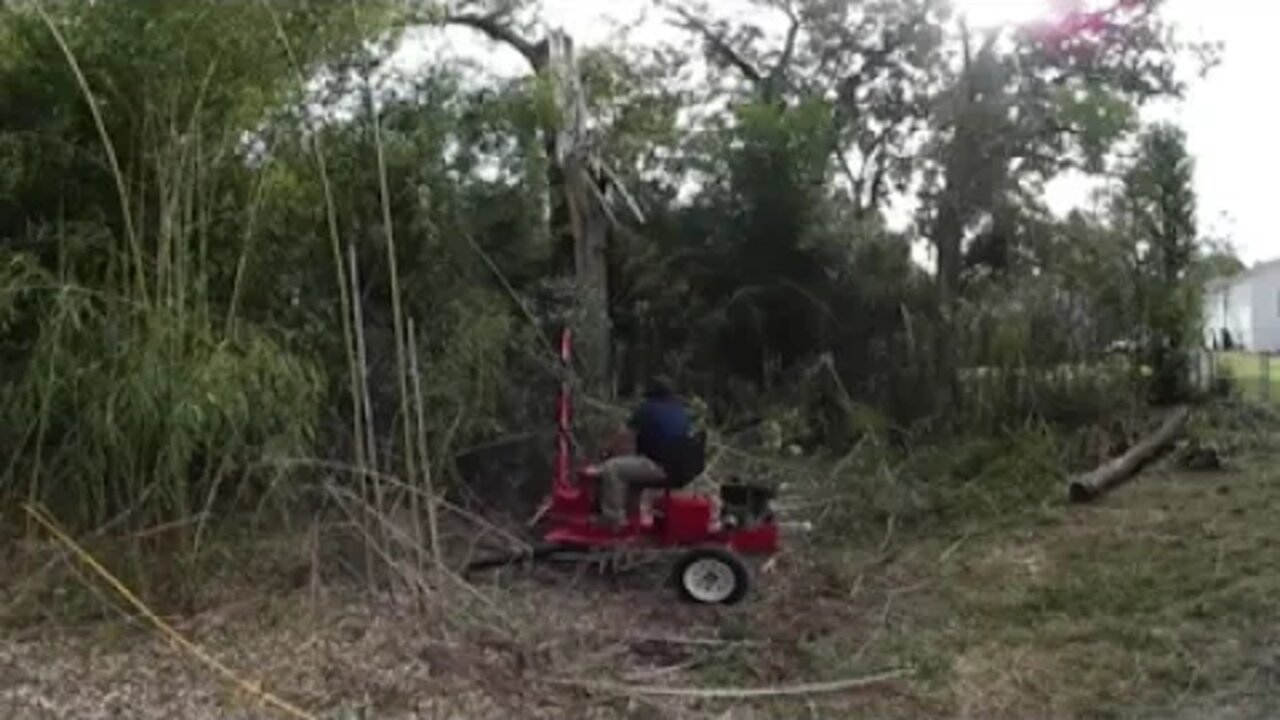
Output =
[
  {"x1": 957, "y1": 359, "x2": 1143, "y2": 430},
  {"x1": 0, "y1": 8, "x2": 324, "y2": 547},
  {"x1": 259, "y1": 0, "x2": 369, "y2": 498},
  {"x1": 0, "y1": 261, "x2": 322, "y2": 531},
  {"x1": 4, "y1": 5, "x2": 517, "y2": 608}
]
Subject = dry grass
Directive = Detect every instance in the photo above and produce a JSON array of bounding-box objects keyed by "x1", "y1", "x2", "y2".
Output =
[
  {"x1": 676, "y1": 420, "x2": 1280, "y2": 719},
  {"x1": 906, "y1": 454, "x2": 1280, "y2": 718},
  {"x1": 3, "y1": 414, "x2": 1279, "y2": 719}
]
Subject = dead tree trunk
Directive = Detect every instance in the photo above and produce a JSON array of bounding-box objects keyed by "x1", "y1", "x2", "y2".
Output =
[
  {"x1": 548, "y1": 30, "x2": 614, "y2": 400},
  {"x1": 1068, "y1": 405, "x2": 1190, "y2": 503},
  {"x1": 439, "y1": 15, "x2": 636, "y2": 401}
]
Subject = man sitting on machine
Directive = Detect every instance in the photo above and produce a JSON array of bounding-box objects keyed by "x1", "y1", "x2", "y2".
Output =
[{"x1": 598, "y1": 377, "x2": 703, "y2": 527}]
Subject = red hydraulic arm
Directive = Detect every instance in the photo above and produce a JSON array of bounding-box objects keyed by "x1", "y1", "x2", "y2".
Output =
[{"x1": 553, "y1": 328, "x2": 573, "y2": 492}]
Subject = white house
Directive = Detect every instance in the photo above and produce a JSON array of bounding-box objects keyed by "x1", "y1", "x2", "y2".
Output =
[{"x1": 1203, "y1": 259, "x2": 1280, "y2": 352}]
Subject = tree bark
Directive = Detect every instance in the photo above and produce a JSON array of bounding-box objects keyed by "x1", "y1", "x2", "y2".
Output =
[
  {"x1": 442, "y1": 18, "x2": 617, "y2": 400},
  {"x1": 1067, "y1": 405, "x2": 1189, "y2": 503},
  {"x1": 929, "y1": 22, "x2": 977, "y2": 417},
  {"x1": 548, "y1": 30, "x2": 614, "y2": 400},
  {"x1": 931, "y1": 197, "x2": 965, "y2": 414}
]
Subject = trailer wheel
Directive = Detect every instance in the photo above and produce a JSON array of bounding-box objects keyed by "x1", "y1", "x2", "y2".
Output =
[{"x1": 673, "y1": 548, "x2": 750, "y2": 605}]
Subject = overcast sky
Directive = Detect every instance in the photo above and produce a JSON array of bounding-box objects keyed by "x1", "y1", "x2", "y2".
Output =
[
  {"x1": 1154, "y1": 0, "x2": 1278, "y2": 265},
  {"x1": 415, "y1": 0, "x2": 1276, "y2": 265}
]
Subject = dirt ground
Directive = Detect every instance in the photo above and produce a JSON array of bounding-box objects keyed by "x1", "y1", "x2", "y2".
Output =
[{"x1": 2, "y1": 442, "x2": 1279, "y2": 719}]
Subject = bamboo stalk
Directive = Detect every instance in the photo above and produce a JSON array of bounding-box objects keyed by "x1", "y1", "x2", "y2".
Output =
[
  {"x1": 260, "y1": 0, "x2": 366, "y2": 521},
  {"x1": 348, "y1": 243, "x2": 378, "y2": 580},
  {"x1": 35, "y1": 4, "x2": 147, "y2": 303},
  {"x1": 406, "y1": 319, "x2": 427, "y2": 575},
  {"x1": 364, "y1": 70, "x2": 418, "y2": 526},
  {"x1": 224, "y1": 150, "x2": 274, "y2": 336},
  {"x1": 25, "y1": 505, "x2": 318, "y2": 720},
  {"x1": 548, "y1": 667, "x2": 914, "y2": 700},
  {"x1": 408, "y1": 318, "x2": 442, "y2": 569}
]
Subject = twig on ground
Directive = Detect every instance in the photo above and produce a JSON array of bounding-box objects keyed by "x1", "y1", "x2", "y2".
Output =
[
  {"x1": 853, "y1": 595, "x2": 894, "y2": 664},
  {"x1": 22, "y1": 504, "x2": 318, "y2": 720},
  {"x1": 252, "y1": 457, "x2": 535, "y2": 554},
  {"x1": 2, "y1": 490, "x2": 173, "y2": 619},
  {"x1": 939, "y1": 531, "x2": 972, "y2": 564},
  {"x1": 129, "y1": 514, "x2": 210, "y2": 541},
  {"x1": 322, "y1": 481, "x2": 518, "y2": 632},
  {"x1": 771, "y1": 492, "x2": 868, "y2": 512},
  {"x1": 607, "y1": 633, "x2": 766, "y2": 649},
  {"x1": 854, "y1": 581, "x2": 932, "y2": 664},
  {"x1": 878, "y1": 515, "x2": 897, "y2": 555},
  {"x1": 823, "y1": 436, "x2": 871, "y2": 487},
  {"x1": 848, "y1": 572, "x2": 865, "y2": 602},
  {"x1": 547, "y1": 667, "x2": 914, "y2": 699},
  {"x1": 623, "y1": 647, "x2": 735, "y2": 683},
  {"x1": 561, "y1": 643, "x2": 632, "y2": 674}
]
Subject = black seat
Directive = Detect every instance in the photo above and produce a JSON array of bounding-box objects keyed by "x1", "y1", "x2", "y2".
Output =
[
  {"x1": 630, "y1": 431, "x2": 707, "y2": 492},
  {"x1": 623, "y1": 432, "x2": 707, "y2": 519},
  {"x1": 666, "y1": 430, "x2": 708, "y2": 487}
]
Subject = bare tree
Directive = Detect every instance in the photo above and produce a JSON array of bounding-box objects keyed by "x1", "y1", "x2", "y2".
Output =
[{"x1": 416, "y1": 1, "x2": 644, "y2": 400}]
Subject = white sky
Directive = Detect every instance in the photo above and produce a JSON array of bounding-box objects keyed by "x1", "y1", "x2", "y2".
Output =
[
  {"x1": 1153, "y1": 0, "x2": 1279, "y2": 265},
  {"x1": 412, "y1": 0, "x2": 1277, "y2": 265}
]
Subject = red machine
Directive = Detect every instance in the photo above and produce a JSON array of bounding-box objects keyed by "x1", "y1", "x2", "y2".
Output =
[{"x1": 470, "y1": 328, "x2": 781, "y2": 605}]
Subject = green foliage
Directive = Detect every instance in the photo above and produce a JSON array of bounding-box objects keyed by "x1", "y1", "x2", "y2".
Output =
[
  {"x1": 0, "y1": 0, "x2": 1212, "y2": 541},
  {"x1": 0, "y1": 2, "x2": 383, "y2": 245},
  {"x1": 932, "y1": 424, "x2": 1068, "y2": 516},
  {"x1": 618, "y1": 98, "x2": 866, "y2": 401},
  {"x1": 0, "y1": 257, "x2": 321, "y2": 529},
  {"x1": 1120, "y1": 124, "x2": 1203, "y2": 404},
  {"x1": 0, "y1": 3, "x2": 379, "y2": 534},
  {"x1": 922, "y1": 0, "x2": 1194, "y2": 335},
  {"x1": 1053, "y1": 84, "x2": 1139, "y2": 172},
  {"x1": 803, "y1": 420, "x2": 1071, "y2": 549},
  {"x1": 249, "y1": 67, "x2": 529, "y2": 451},
  {"x1": 530, "y1": 71, "x2": 563, "y2": 132}
]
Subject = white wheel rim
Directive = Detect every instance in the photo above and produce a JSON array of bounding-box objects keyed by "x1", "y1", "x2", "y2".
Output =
[{"x1": 682, "y1": 557, "x2": 737, "y2": 604}]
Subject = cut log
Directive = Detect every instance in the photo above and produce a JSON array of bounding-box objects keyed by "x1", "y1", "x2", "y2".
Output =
[{"x1": 1068, "y1": 406, "x2": 1190, "y2": 503}]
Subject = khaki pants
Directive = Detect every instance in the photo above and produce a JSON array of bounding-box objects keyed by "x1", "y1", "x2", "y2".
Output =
[{"x1": 597, "y1": 455, "x2": 665, "y2": 525}]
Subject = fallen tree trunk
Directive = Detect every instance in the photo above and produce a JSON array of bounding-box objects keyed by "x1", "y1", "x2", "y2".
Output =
[{"x1": 1068, "y1": 405, "x2": 1190, "y2": 503}]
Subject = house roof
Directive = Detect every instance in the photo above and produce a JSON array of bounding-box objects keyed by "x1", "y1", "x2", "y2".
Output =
[
  {"x1": 1245, "y1": 257, "x2": 1280, "y2": 275},
  {"x1": 1206, "y1": 276, "x2": 1233, "y2": 293},
  {"x1": 1209, "y1": 257, "x2": 1280, "y2": 291}
]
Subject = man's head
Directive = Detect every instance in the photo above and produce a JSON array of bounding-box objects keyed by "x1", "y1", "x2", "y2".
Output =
[{"x1": 643, "y1": 376, "x2": 675, "y2": 401}]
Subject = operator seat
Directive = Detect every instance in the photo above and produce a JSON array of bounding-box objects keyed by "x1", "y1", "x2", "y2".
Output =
[
  {"x1": 662, "y1": 430, "x2": 708, "y2": 488},
  {"x1": 628, "y1": 431, "x2": 708, "y2": 495}
]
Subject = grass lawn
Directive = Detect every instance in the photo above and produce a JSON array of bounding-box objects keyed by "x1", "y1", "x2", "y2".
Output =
[
  {"x1": 817, "y1": 454, "x2": 1276, "y2": 718},
  {"x1": 693, "y1": 408, "x2": 1280, "y2": 719},
  {"x1": 1217, "y1": 352, "x2": 1280, "y2": 403}
]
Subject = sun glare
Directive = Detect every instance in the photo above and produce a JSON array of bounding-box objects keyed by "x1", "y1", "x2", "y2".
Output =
[{"x1": 951, "y1": 0, "x2": 1053, "y2": 28}]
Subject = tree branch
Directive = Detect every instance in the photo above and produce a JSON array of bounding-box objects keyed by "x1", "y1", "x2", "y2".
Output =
[
  {"x1": 662, "y1": 2, "x2": 765, "y2": 87},
  {"x1": 765, "y1": 0, "x2": 801, "y2": 100},
  {"x1": 443, "y1": 12, "x2": 546, "y2": 70}
]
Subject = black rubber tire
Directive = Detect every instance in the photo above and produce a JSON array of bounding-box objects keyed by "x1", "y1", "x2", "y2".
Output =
[{"x1": 671, "y1": 548, "x2": 751, "y2": 605}]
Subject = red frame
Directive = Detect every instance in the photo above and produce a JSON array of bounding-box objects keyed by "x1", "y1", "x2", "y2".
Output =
[{"x1": 541, "y1": 329, "x2": 779, "y2": 556}]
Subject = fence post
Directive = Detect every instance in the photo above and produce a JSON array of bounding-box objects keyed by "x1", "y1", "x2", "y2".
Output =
[{"x1": 1262, "y1": 353, "x2": 1272, "y2": 403}]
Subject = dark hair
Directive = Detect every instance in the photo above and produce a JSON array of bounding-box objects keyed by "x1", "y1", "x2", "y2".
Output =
[{"x1": 643, "y1": 376, "x2": 674, "y2": 400}]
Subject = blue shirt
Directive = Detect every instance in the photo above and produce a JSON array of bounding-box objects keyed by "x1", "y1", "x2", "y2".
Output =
[{"x1": 629, "y1": 398, "x2": 692, "y2": 467}]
